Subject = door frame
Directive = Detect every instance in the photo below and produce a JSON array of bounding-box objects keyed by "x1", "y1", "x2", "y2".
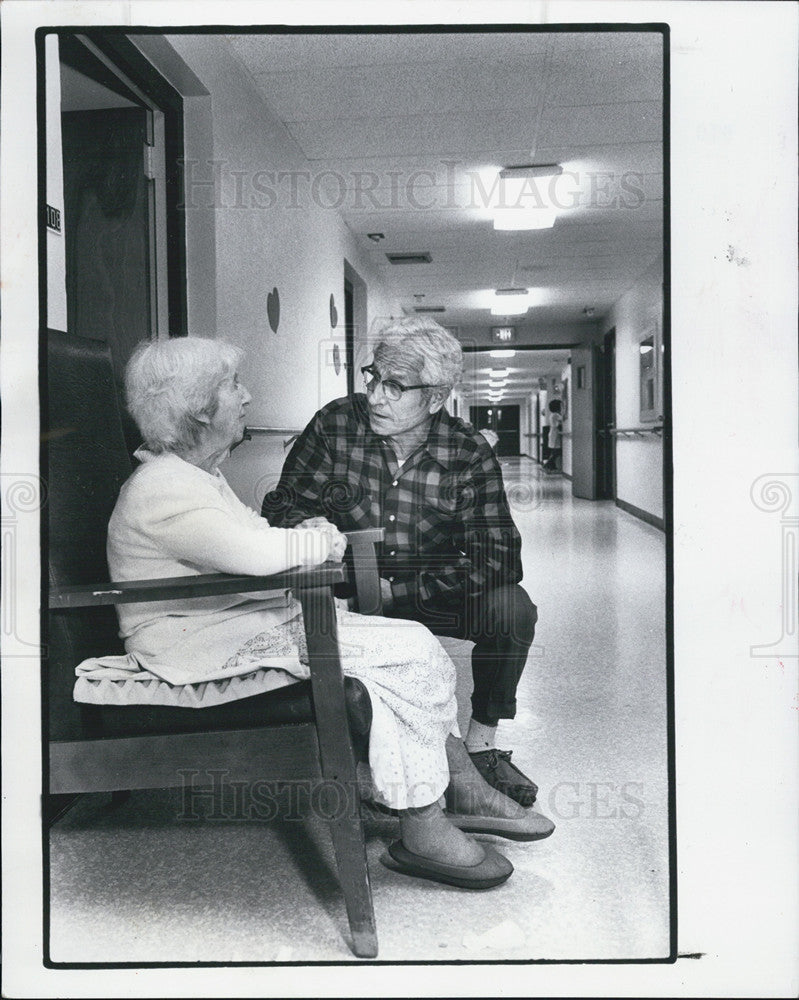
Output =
[{"x1": 55, "y1": 30, "x2": 188, "y2": 338}]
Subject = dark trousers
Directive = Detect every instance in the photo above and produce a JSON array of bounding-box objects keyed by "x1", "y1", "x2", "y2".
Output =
[{"x1": 386, "y1": 584, "x2": 537, "y2": 726}]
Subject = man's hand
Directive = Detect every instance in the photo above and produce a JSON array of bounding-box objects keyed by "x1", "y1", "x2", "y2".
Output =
[
  {"x1": 299, "y1": 516, "x2": 336, "y2": 530},
  {"x1": 380, "y1": 577, "x2": 394, "y2": 611}
]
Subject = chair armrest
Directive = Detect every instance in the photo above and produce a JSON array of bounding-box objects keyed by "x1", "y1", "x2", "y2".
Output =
[
  {"x1": 49, "y1": 563, "x2": 345, "y2": 609},
  {"x1": 344, "y1": 528, "x2": 385, "y2": 616}
]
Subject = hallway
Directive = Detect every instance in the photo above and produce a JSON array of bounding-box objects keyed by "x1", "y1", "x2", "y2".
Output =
[{"x1": 49, "y1": 460, "x2": 669, "y2": 963}]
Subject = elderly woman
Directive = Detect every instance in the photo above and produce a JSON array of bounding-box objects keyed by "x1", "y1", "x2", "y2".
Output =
[{"x1": 74, "y1": 336, "x2": 552, "y2": 893}]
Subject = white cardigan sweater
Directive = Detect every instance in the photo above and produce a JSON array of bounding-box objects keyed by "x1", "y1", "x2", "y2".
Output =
[{"x1": 77, "y1": 450, "x2": 332, "y2": 691}]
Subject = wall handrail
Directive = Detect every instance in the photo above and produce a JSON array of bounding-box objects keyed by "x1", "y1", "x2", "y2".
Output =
[
  {"x1": 241, "y1": 426, "x2": 304, "y2": 450},
  {"x1": 604, "y1": 425, "x2": 663, "y2": 438}
]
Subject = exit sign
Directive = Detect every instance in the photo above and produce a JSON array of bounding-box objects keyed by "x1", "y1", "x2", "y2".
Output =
[{"x1": 491, "y1": 326, "x2": 515, "y2": 343}]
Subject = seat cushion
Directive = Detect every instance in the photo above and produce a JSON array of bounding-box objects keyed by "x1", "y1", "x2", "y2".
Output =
[{"x1": 89, "y1": 676, "x2": 372, "y2": 756}]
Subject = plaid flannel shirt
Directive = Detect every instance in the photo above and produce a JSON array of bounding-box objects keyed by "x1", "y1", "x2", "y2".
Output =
[{"x1": 263, "y1": 394, "x2": 523, "y2": 606}]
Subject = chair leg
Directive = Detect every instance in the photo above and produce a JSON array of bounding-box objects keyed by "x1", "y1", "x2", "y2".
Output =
[
  {"x1": 300, "y1": 585, "x2": 378, "y2": 959},
  {"x1": 326, "y1": 808, "x2": 379, "y2": 959}
]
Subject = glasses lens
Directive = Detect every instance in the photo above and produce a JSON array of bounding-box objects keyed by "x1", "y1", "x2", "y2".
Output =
[
  {"x1": 363, "y1": 368, "x2": 403, "y2": 400},
  {"x1": 382, "y1": 380, "x2": 403, "y2": 401}
]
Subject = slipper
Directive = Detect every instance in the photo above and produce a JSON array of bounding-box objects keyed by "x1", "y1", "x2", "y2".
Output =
[
  {"x1": 444, "y1": 810, "x2": 555, "y2": 842},
  {"x1": 384, "y1": 841, "x2": 513, "y2": 889}
]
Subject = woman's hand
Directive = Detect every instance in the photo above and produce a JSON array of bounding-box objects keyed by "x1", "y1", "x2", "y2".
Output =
[
  {"x1": 298, "y1": 516, "x2": 347, "y2": 561},
  {"x1": 318, "y1": 524, "x2": 348, "y2": 562}
]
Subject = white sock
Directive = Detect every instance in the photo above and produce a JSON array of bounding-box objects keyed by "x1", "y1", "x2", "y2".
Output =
[{"x1": 464, "y1": 719, "x2": 497, "y2": 753}]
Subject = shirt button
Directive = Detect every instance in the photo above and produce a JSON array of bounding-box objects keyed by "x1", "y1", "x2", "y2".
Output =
[{"x1": 389, "y1": 514, "x2": 395, "y2": 521}]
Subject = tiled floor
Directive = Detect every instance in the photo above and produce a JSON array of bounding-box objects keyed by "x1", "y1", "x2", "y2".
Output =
[{"x1": 49, "y1": 460, "x2": 670, "y2": 963}]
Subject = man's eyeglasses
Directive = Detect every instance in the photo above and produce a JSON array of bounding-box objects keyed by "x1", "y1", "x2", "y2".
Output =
[{"x1": 361, "y1": 365, "x2": 444, "y2": 402}]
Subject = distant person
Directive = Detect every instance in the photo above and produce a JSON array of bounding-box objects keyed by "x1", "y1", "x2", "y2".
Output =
[{"x1": 544, "y1": 399, "x2": 563, "y2": 473}]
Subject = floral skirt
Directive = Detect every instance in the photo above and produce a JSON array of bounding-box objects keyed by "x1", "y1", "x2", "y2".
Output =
[{"x1": 227, "y1": 608, "x2": 459, "y2": 810}]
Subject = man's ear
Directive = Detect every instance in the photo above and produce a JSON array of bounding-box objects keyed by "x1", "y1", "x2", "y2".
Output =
[{"x1": 428, "y1": 388, "x2": 449, "y2": 415}]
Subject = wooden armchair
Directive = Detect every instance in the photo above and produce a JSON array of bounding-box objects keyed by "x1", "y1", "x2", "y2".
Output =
[{"x1": 45, "y1": 330, "x2": 383, "y2": 959}]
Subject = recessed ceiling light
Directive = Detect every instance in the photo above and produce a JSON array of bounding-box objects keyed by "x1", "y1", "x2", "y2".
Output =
[
  {"x1": 490, "y1": 350, "x2": 516, "y2": 358},
  {"x1": 493, "y1": 207, "x2": 557, "y2": 231}
]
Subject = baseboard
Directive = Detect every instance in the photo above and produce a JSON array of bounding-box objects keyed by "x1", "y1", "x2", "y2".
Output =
[{"x1": 615, "y1": 497, "x2": 665, "y2": 531}]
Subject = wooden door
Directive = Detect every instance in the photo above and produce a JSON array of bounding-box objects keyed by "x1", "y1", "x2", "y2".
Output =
[
  {"x1": 597, "y1": 328, "x2": 617, "y2": 499},
  {"x1": 570, "y1": 345, "x2": 599, "y2": 499}
]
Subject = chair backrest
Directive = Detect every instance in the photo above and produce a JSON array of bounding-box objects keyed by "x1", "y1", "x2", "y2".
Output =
[{"x1": 46, "y1": 330, "x2": 134, "y2": 739}]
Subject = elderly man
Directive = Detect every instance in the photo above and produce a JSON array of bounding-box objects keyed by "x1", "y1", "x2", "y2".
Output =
[{"x1": 264, "y1": 317, "x2": 539, "y2": 806}]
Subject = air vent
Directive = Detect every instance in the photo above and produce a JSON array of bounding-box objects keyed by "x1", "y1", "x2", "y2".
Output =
[
  {"x1": 495, "y1": 287, "x2": 528, "y2": 296},
  {"x1": 414, "y1": 306, "x2": 446, "y2": 313},
  {"x1": 518, "y1": 263, "x2": 547, "y2": 273},
  {"x1": 386, "y1": 252, "x2": 432, "y2": 265}
]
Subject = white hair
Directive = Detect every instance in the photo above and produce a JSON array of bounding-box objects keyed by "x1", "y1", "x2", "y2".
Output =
[
  {"x1": 373, "y1": 316, "x2": 463, "y2": 394},
  {"x1": 125, "y1": 337, "x2": 243, "y2": 454}
]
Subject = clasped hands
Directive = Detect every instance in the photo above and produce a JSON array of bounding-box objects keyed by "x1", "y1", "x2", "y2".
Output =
[
  {"x1": 298, "y1": 516, "x2": 348, "y2": 562},
  {"x1": 298, "y1": 517, "x2": 394, "y2": 611}
]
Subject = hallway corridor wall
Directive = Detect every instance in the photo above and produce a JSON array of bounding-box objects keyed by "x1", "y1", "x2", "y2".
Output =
[
  {"x1": 164, "y1": 34, "x2": 399, "y2": 510},
  {"x1": 604, "y1": 256, "x2": 664, "y2": 522}
]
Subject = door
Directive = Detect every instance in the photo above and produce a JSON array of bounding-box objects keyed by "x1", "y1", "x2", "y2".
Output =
[
  {"x1": 597, "y1": 328, "x2": 616, "y2": 499},
  {"x1": 59, "y1": 33, "x2": 186, "y2": 453},
  {"x1": 469, "y1": 404, "x2": 520, "y2": 456},
  {"x1": 494, "y1": 404, "x2": 520, "y2": 456},
  {"x1": 344, "y1": 278, "x2": 355, "y2": 396},
  {"x1": 62, "y1": 107, "x2": 154, "y2": 382},
  {"x1": 570, "y1": 345, "x2": 600, "y2": 499}
]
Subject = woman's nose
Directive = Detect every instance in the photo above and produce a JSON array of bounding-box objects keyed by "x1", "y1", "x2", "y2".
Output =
[{"x1": 241, "y1": 385, "x2": 252, "y2": 405}]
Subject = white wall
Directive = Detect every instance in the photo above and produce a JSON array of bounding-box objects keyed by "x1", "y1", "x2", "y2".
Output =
[
  {"x1": 45, "y1": 35, "x2": 67, "y2": 331},
  {"x1": 603, "y1": 256, "x2": 664, "y2": 521},
  {"x1": 165, "y1": 35, "x2": 399, "y2": 509}
]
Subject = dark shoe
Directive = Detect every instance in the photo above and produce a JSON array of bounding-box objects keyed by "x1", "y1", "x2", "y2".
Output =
[
  {"x1": 384, "y1": 841, "x2": 513, "y2": 889},
  {"x1": 468, "y1": 748, "x2": 538, "y2": 806}
]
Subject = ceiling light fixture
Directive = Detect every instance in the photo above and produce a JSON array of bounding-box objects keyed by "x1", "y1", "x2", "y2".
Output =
[
  {"x1": 499, "y1": 163, "x2": 564, "y2": 180},
  {"x1": 490, "y1": 350, "x2": 516, "y2": 359},
  {"x1": 493, "y1": 207, "x2": 557, "y2": 231},
  {"x1": 490, "y1": 163, "x2": 562, "y2": 232},
  {"x1": 490, "y1": 289, "x2": 530, "y2": 317}
]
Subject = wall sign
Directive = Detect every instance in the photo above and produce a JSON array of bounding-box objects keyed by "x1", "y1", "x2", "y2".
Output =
[
  {"x1": 46, "y1": 204, "x2": 62, "y2": 233},
  {"x1": 266, "y1": 287, "x2": 280, "y2": 333}
]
